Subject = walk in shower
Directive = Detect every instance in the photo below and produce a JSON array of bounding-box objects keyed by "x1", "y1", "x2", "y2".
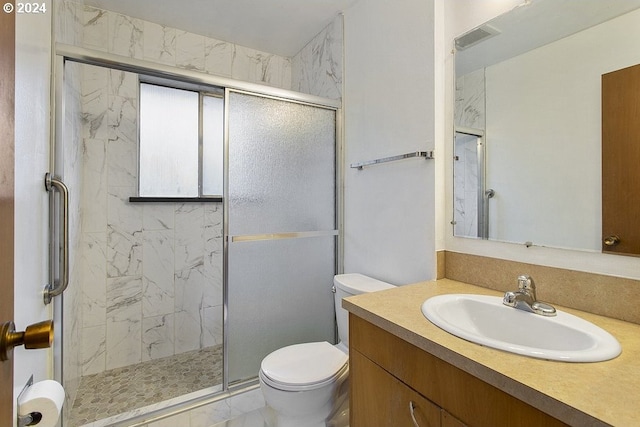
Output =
[{"x1": 51, "y1": 44, "x2": 341, "y2": 426}]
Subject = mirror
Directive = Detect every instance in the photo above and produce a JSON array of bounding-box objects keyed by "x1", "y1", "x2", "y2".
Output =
[{"x1": 453, "y1": 0, "x2": 640, "y2": 253}]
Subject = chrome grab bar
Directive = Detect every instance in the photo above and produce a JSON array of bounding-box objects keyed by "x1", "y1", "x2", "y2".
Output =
[
  {"x1": 44, "y1": 173, "x2": 69, "y2": 305},
  {"x1": 350, "y1": 151, "x2": 434, "y2": 170}
]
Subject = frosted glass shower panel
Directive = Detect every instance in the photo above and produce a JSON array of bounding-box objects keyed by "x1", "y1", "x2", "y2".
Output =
[
  {"x1": 139, "y1": 83, "x2": 199, "y2": 196},
  {"x1": 227, "y1": 237, "x2": 336, "y2": 383},
  {"x1": 226, "y1": 90, "x2": 338, "y2": 384},
  {"x1": 227, "y1": 92, "x2": 336, "y2": 235}
]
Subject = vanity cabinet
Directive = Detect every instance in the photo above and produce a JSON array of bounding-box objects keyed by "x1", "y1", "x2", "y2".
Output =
[
  {"x1": 351, "y1": 350, "x2": 441, "y2": 426},
  {"x1": 349, "y1": 314, "x2": 568, "y2": 427}
]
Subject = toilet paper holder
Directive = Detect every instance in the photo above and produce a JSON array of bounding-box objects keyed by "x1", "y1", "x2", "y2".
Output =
[{"x1": 17, "y1": 376, "x2": 43, "y2": 427}]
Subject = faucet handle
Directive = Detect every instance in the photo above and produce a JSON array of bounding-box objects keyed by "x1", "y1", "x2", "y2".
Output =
[
  {"x1": 503, "y1": 291, "x2": 517, "y2": 307},
  {"x1": 517, "y1": 275, "x2": 535, "y2": 292}
]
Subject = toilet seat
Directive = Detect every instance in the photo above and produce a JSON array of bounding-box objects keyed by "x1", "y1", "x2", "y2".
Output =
[{"x1": 260, "y1": 341, "x2": 348, "y2": 392}]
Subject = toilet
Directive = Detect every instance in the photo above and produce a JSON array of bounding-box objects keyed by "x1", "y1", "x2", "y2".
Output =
[{"x1": 259, "y1": 273, "x2": 395, "y2": 427}]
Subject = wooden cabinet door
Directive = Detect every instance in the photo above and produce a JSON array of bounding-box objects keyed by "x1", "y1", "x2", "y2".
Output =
[
  {"x1": 350, "y1": 349, "x2": 441, "y2": 427},
  {"x1": 442, "y1": 410, "x2": 467, "y2": 427},
  {"x1": 602, "y1": 63, "x2": 640, "y2": 256}
]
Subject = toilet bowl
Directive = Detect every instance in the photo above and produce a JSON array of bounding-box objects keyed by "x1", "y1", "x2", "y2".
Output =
[{"x1": 259, "y1": 273, "x2": 395, "y2": 427}]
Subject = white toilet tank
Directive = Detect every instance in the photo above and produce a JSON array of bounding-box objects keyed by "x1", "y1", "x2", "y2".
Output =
[{"x1": 333, "y1": 273, "x2": 395, "y2": 350}]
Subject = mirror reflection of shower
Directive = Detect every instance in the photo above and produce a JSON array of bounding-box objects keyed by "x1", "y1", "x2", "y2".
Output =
[{"x1": 453, "y1": 128, "x2": 492, "y2": 239}]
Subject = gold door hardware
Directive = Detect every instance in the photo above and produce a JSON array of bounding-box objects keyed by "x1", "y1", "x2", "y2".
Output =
[
  {"x1": 0, "y1": 320, "x2": 53, "y2": 362},
  {"x1": 603, "y1": 235, "x2": 621, "y2": 246}
]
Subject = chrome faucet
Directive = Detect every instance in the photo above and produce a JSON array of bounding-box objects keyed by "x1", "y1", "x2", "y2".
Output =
[{"x1": 503, "y1": 275, "x2": 556, "y2": 316}]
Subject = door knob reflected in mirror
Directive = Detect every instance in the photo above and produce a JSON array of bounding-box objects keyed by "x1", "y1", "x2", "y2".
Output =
[
  {"x1": 603, "y1": 235, "x2": 621, "y2": 247},
  {"x1": 0, "y1": 320, "x2": 54, "y2": 361}
]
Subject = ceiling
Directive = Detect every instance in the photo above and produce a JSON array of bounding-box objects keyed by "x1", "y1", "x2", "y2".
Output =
[
  {"x1": 83, "y1": 0, "x2": 360, "y2": 57},
  {"x1": 456, "y1": 0, "x2": 640, "y2": 75}
]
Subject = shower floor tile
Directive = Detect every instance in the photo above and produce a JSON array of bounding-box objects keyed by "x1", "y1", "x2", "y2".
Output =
[{"x1": 69, "y1": 345, "x2": 222, "y2": 426}]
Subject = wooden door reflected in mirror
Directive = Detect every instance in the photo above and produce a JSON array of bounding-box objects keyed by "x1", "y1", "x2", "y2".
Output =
[{"x1": 602, "y1": 63, "x2": 640, "y2": 256}]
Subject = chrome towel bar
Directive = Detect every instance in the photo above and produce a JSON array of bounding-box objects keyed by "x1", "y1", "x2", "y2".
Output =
[
  {"x1": 44, "y1": 173, "x2": 69, "y2": 305},
  {"x1": 350, "y1": 150, "x2": 434, "y2": 169}
]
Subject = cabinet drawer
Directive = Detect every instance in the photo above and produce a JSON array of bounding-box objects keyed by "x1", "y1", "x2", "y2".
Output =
[
  {"x1": 351, "y1": 349, "x2": 440, "y2": 427},
  {"x1": 350, "y1": 314, "x2": 568, "y2": 427}
]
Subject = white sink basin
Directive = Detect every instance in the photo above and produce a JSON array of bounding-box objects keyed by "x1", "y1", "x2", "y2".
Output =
[{"x1": 421, "y1": 294, "x2": 621, "y2": 362}]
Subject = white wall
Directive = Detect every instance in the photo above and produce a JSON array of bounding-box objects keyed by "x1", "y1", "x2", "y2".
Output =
[
  {"x1": 443, "y1": 1, "x2": 640, "y2": 280},
  {"x1": 343, "y1": 0, "x2": 436, "y2": 285},
  {"x1": 13, "y1": 1, "x2": 54, "y2": 425}
]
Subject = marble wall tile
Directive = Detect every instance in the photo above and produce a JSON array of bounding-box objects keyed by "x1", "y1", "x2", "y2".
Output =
[
  {"x1": 109, "y1": 12, "x2": 143, "y2": 58},
  {"x1": 232, "y1": 45, "x2": 291, "y2": 88},
  {"x1": 174, "y1": 263, "x2": 214, "y2": 352},
  {"x1": 81, "y1": 65, "x2": 109, "y2": 140},
  {"x1": 82, "y1": 138, "x2": 107, "y2": 232},
  {"x1": 455, "y1": 68, "x2": 485, "y2": 129},
  {"x1": 174, "y1": 308, "x2": 203, "y2": 354},
  {"x1": 463, "y1": 191, "x2": 478, "y2": 236},
  {"x1": 143, "y1": 21, "x2": 176, "y2": 66},
  {"x1": 107, "y1": 187, "x2": 143, "y2": 277},
  {"x1": 176, "y1": 31, "x2": 205, "y2": 71},
  {"x1": 105, "y1": 275, "x2": 142, "y2": 370},
  {"x1": 204, "y1": 204, "x2": 223, "y2": 307},
  {"x1": 143, "y1": 204, "x2": 174, "y2": 231},
  {"x1": 82, "y1": 6, "x2": 109, "y2": 51},
  {"x1": 463, "y1": 140, "x2": 478, "y2": 191},
  {"x1": 142, "y1": 314, "x2": 175, "y2": 362},
  {"x1": 203, "y1": 306, "x2": 224, "y2": 347},
  {"x1": 81, "y1": 325, "x2": 106, "y2": 376},
  {"x1": 81, "y1": 232, "x2": 107, "y2": 328},
  {"x1": 106, "y1": 318, "x2": 142, "y2": 370},
  {"x1": 106, "y1": 276, "x2": 142, "y2": 323},
  {"x1": 142, "y1": 230, "x2": 175, "y2": 317},
  {"x1": 109, "y1": 68, "x2": 138, "y2": 99},
  {"x1": 204, "y1": 38, "x2": 234, "y2": 77},
  {"x1": 292, "y1": 15, "x2": 343, "y2": 100},
  {"x1": 175, "y1": 203, "x2": 204, "y2": 271},
  {"x1": 107, "y1": 186, "x2": 142, "y2": 234},
  {"x1": 107, "y1": 225, "x2": 143, "y2": 278},
  {"x1": 77, "y1": 2, "x2": 296, "y2": 91},
  {"x1": 107, "y1": 70, "x2": 138, "y2": 187},
  {"x1": 107, "y1": 136, "x2": 137, "y2": 187},
  {"x1": 56, "y1": 0, "x2": 82, "y2": 46},
  {"x1": 107, "y1": 94, "x2": 137, "y2": 145}
]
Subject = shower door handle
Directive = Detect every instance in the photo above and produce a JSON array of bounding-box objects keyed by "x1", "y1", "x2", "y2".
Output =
[{"x1": 43, "y1": 173, "x2": 69, "y2": 305}]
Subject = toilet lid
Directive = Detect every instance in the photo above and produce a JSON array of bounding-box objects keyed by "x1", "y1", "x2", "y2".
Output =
[{"x1": 261, "y1": 341, "x2": 348, "y2": 388}]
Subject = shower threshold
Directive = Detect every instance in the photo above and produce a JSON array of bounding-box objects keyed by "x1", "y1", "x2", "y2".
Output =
[{"x1": 68, "y1": 345, "x2": 222, "y2": 426}]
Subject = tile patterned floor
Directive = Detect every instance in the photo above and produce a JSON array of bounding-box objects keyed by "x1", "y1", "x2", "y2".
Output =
[
  {"x1": 211, "y1": 407, "x2": 272, "y2": 427},
  {"x1": 69, "y1": 345, "x2": 223, "y2": 426}
]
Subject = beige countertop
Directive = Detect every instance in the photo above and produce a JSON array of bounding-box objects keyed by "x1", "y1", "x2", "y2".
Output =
[{"x1": 343, "y1": 279, "x2": 640, "y2": 427}]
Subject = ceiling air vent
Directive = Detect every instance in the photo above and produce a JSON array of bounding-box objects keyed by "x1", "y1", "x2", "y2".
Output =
[{"x1": 455, "y1": 24, "x2": 501, "y2": 51}]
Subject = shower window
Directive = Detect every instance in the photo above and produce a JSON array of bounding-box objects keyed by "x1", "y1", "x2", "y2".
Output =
[{"x1": 138, "y1": 82, "x2": 224, "y2": 198}]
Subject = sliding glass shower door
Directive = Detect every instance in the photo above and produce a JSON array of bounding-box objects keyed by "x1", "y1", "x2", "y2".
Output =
[{"x1": 226, "y1": 90, "x2": 338, "y2": 384}]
